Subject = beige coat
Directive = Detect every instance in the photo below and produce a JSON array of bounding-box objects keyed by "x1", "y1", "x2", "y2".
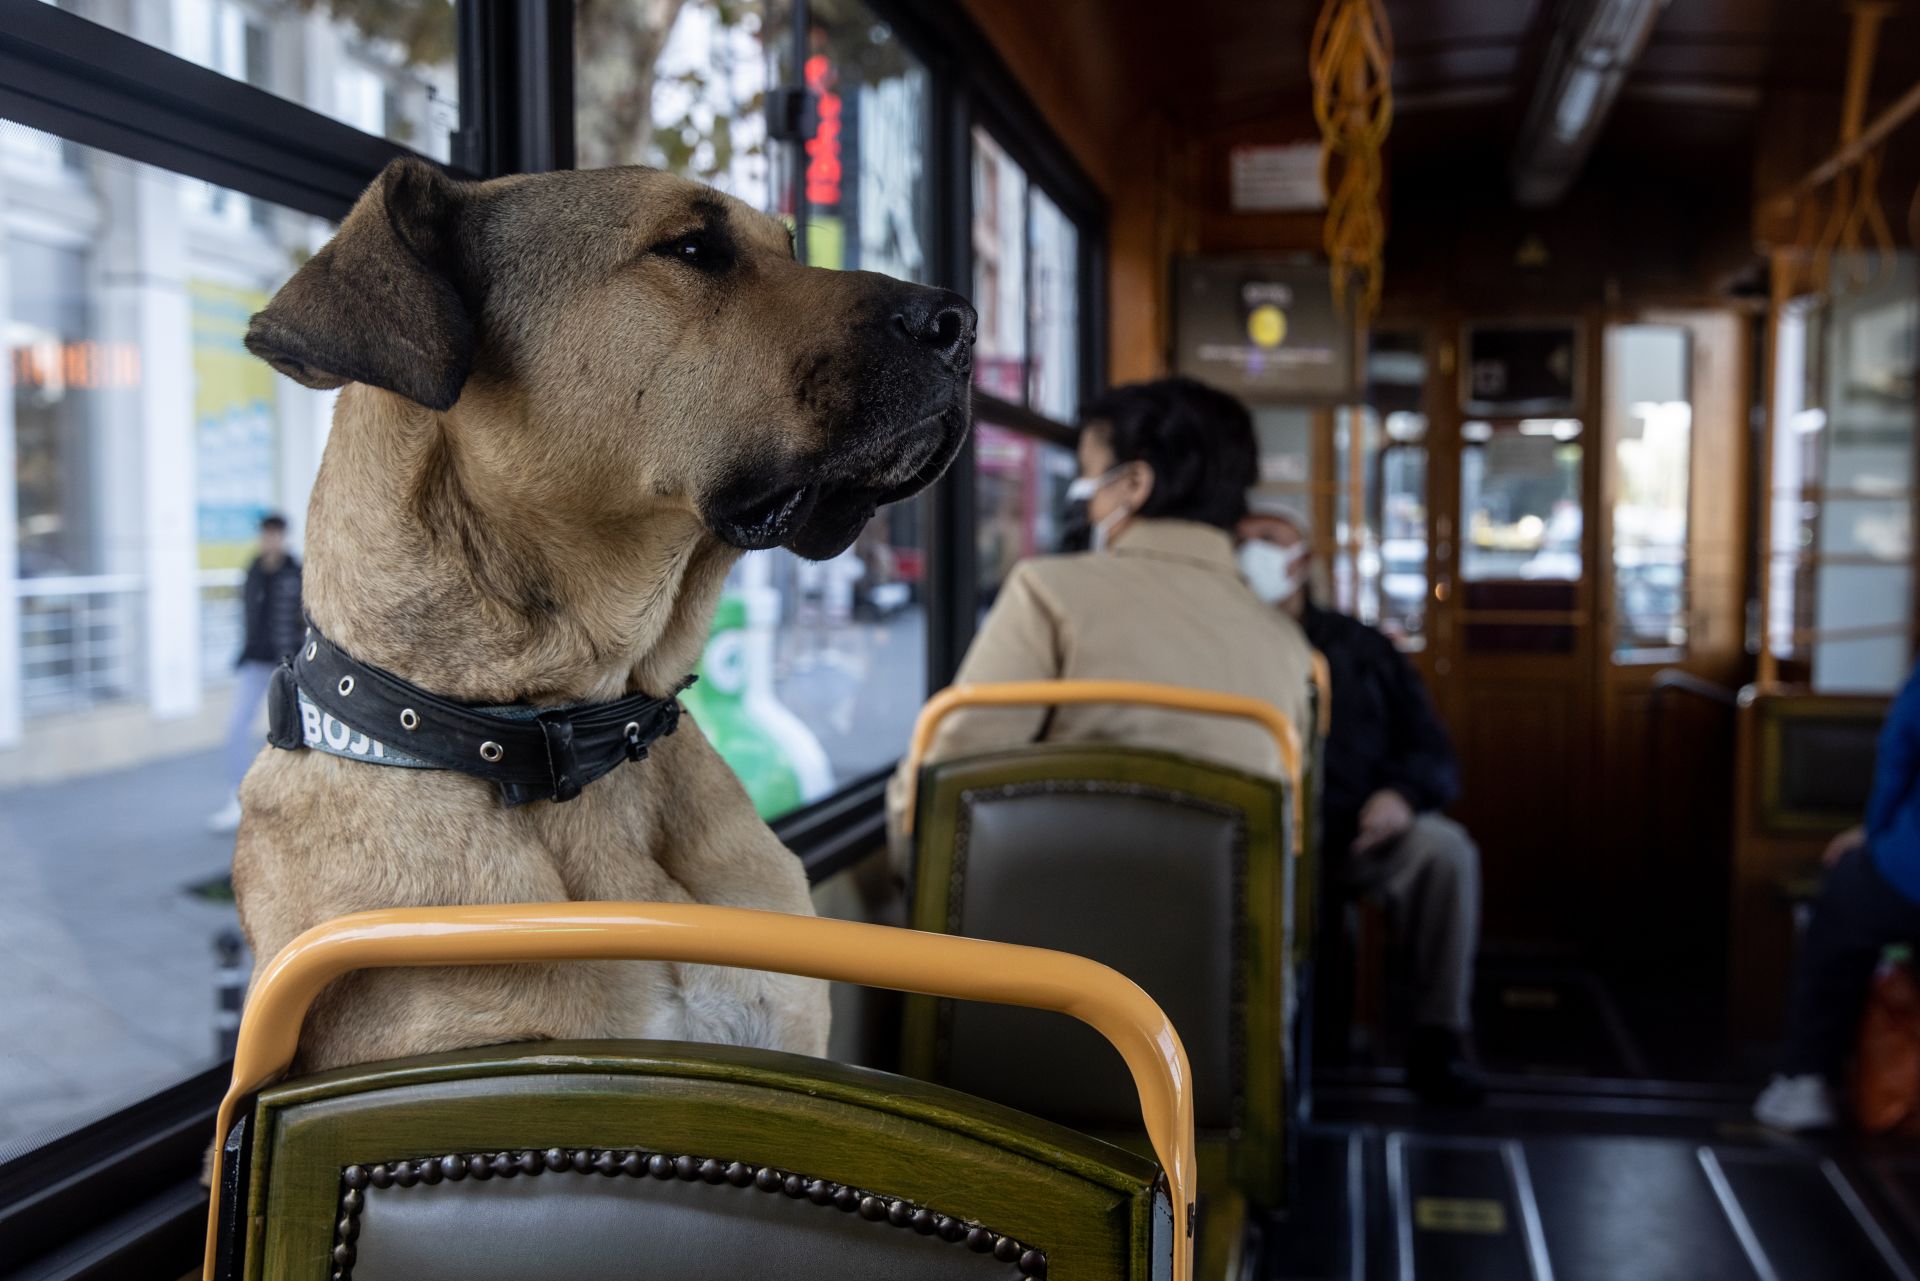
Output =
[{"x1": 887, "y1": 518, "x2": 1317, "y2": 852}]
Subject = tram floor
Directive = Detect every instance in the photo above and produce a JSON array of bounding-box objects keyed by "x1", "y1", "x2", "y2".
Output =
[
  {"x1": 1262, "y1": 1118, "x2": 1920, "y2": 1281},
  {"x1": 1280, "y1": 951, "x2": 1920, "y2": 1279}
]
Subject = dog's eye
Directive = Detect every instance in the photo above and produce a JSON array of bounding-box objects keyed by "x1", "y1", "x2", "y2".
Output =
[{"x1": 654, "y1": 231, "x2": 726, "y2": 271}]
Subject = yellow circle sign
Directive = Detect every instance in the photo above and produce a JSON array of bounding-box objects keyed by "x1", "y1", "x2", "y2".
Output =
[{"x1": 1247, "y1": 303, "x2": 1287, "y2": 349}]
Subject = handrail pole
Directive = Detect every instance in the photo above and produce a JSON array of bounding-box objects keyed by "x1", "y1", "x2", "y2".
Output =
[{"x1": 902, "y1": 679, "x2": 1306, "y2": 848}]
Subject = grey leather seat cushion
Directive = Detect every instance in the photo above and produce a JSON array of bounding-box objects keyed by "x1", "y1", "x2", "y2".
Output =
[
  {"x1": 351, "y1": 1168, "x2": 1025, "y2": 1280},
  {"x1": 940, "y1": 788, "x2": 1243, "y2": 1132}
]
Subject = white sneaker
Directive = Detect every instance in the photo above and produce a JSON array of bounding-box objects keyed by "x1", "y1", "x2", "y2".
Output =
[
  {"x1": 1753, "y1": 1073, "x2": 1839, "y2": 1131},
  {"x1": 206, "y1": 795, "x2": 243, "y2": 834}
]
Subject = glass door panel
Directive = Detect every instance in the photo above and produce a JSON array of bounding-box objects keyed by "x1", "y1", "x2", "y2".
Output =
[
  {"x1": 1605, "y1": 324, "x2": 1692, "y2": 661},
  {"x1": 1459, "y1": 419, "x2": 1584, "y2": 652}
]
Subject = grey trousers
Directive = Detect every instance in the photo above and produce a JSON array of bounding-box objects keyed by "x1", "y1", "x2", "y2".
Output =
[
  {"x1": 1340, "y1": 812, "x2": 1481, "y2": 1032},
  {"x1": 224, "y1": 660, "x2": 278, "y2": 789}
]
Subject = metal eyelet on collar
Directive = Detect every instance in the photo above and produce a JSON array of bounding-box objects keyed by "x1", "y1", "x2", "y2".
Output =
[
  {"x1": 479, "y1": 741, "x2": 504, "y2": 763},
  {"x1": 337, "y1": 675, "x2": 355, "y2": 696},
  {"x1": 305, "y1": 641, "x2": 318, "y2": 661},
  {"x1": 399, "y1": 708, "x2": 419, "y2": 731}
]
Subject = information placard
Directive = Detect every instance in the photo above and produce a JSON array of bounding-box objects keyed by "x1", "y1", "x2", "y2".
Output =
[{"x1": 1173, "y1": 257, "x2": 1354, "y2": 402}]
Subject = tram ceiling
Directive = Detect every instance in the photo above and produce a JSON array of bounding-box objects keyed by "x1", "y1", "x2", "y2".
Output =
[{"x1": 1101, "y1": 0, "x2": 1912, "y2": 214}]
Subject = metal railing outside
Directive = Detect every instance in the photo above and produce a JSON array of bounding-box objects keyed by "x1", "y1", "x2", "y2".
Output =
[
  {"x1": 199, "y1": 569, "x2": 245, "y2": 686},
  {"x1": 17, "y1": 575, "x2": 146, "y2": 718}
]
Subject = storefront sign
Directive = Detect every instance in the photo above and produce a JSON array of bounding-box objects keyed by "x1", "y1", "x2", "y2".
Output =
[
  {"x1": 10, "y1": 340, "x2": 141, "y2": 392},
  {"x1": 1173, "y1": 257, "x2": 1353, "y2": 402},
  {"x1": 191, "y1": 280, "x2": 278, "y2": 571},
  {"x1": 804, "y1": 53, "x2": 842, "y2": 208}
]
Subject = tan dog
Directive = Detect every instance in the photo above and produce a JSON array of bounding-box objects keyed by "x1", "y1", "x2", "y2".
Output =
[{"x1": 232, "y1": 157, "x2": 974, "y2": 1074}]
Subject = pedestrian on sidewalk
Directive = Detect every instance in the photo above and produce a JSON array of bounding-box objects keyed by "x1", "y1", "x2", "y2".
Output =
[{"x1": 207, "y1": 514, "x2": 302, "y2": 833}]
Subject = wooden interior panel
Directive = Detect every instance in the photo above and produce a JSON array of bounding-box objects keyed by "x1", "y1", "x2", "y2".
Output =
[{"x1": 1450, "y1": 682, "x2": 1586, "y2": 945}]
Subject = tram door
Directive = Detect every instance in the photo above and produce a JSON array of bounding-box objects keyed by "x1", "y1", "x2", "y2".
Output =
[{"x1": 1345, "y1": 313, "x2": 1747, "y2": 947}]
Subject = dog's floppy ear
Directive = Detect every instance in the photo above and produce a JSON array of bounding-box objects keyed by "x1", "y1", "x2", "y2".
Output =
[{"x1": 246, "y1": 156, "x2": 474, "y2": 411}]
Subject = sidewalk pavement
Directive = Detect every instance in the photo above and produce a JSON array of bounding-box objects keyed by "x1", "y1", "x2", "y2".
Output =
[{"x1": 0, "y1": 748, "x2": 241, "y2": 1156}]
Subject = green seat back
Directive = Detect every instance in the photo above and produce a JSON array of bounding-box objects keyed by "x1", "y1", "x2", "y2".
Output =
[
  {"x1": 216, "y1": 1040, "x2": 1171, "y2": 1281},
  {"x1": 904, "y1": 744, "x2": 1293, "y2": 1207}
]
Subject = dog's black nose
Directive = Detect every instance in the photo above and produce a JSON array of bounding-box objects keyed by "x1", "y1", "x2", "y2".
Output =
[{"x1": 893, "y1": 289, "x2": 977, "y2": 368}]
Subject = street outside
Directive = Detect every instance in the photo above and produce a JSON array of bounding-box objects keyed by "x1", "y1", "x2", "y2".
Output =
[
  {"x1": 0, "y1": 607, "x2": 926, "y2": 1156},
  {"x1": 0, "y1": 746, "x2": 237, "y2": 1158}
]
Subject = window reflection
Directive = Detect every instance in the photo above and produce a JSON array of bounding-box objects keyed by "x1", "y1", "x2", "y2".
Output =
[{"x1": 974, "y1": 424, "x2": 1077, "y2": 615}]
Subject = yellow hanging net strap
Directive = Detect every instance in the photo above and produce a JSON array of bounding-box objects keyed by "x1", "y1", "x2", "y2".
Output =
[{"x1": 1310, "y1": 0, "x2": 1393, "y2": 319}]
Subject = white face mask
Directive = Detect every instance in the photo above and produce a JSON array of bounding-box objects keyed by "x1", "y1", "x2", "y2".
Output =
[
  {"x1": 1237, "y1": 538, "x2": 1309, "y2": 605},
  {"x1": 1066, "y1": 465, "x2": 1132, "y2": 553}
]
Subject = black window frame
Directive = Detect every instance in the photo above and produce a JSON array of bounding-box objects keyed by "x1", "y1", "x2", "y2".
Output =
[{"x1": 0, "y1": 1, "x2": 1104, "y2": 1271}]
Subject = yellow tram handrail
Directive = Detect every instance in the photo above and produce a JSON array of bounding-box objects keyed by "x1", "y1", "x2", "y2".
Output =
[
  {"x1": 902, "y1": 678, "x2": 1306, "y2": 850},
  {"x1": 1309, "y1": 650, "x2": 1333, "y2": 739},
  {"x1": 203, "y1": 902, "x2": 1198, "y2": 1281}
]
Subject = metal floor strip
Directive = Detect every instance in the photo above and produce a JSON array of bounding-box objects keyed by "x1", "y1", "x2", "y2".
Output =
[
  {"x1": 1823, "y1": 1159, "x2": 1919, "y2": 1281},
  {"x1": 1697, "y1": 1147, "x2": 1778, "y2": 1281},
  {"x1": 1387, "y1": 1131, "x2": 1413, "y2": 1281},
  {"x1": 1502, "y1": 1141, "x2": 1556, "y2": 1281},
  {"x1": 1348, "y1": 1130, "x2": 1365, "y2": 1281}
]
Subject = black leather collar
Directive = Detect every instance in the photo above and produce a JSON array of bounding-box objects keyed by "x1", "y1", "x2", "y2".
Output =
[{"x1": 266, "y1": 620, "x2": 690, "y2": 807}]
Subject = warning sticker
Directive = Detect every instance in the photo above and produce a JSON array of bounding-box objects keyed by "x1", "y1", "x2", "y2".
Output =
[{"x1": 1415, "y1": 1197, "x2": 1508, "y2": 1234}]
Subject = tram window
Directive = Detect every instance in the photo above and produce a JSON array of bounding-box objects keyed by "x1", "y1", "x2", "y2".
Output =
[
  {"x1": 72, "y1": 0, "x2": 461, "y2": 162},
  {"x1": 1607, "y1": 324, "x2": 1693, "y2": 661},
  {"x1": 1766, "y1": 254, "x2": 1918, "y2": 693},
  {"x1": 2, "y1": 136, "x2": 335, "y2": 1156},
  {"x1": 802, "y1": 0, "x2": 934, "y2": 282},
  {"x1": 1460, "y1": 420, "x2": 1584, "y2": 583},
  {"x1": 974, "y1": 424, "x2": 1077, "y2": 615},
  {"x1": 1335, "y1": 332, "x2": 1430, "y2": 646},
  {"x1": 972, "y1": 128, "x2": 1029, "y2": 403},
  {"x1": 1029, "y1": 188, "x2": 1079, "y2": 421},
  {"x1": 1377, "y1": 420, "x2": 1430, "y2": 646},
  {"x1": 573, "y1": 1, "x2": 934, "y2": 817},
  {"x1": 574, "y1": 0, "x2": 782, "y2": 193}
]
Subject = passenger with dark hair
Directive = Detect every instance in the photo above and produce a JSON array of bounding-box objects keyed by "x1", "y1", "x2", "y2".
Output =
[
  {"x1": 207, "y1": 513, "x2": 303, "y2": 833},
  {"x1": 1238, "y1": 498, "x2": 1485, "y2": 1106},
  {"x1": 887, "y1": 377, "x2": 1315, "y2": 850}
]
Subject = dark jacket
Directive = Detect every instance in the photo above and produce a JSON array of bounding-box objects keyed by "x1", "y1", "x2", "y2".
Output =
[
  {"x1": 1868, "y1": 662, "x2": 1920, "y2": 902},
  {"x1": 1301, "y1": 600, "x2": 1459, "y2": 854},
  {"x1": 239, "y1": 553, "x2": 303, "y2": 665}
]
